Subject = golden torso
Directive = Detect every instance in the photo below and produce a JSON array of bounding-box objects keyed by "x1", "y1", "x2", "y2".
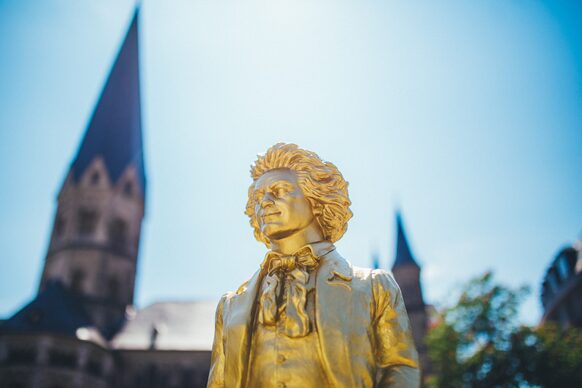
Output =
[{"x1": 248, "y1": 271, "x2": 326, "y2": 388}]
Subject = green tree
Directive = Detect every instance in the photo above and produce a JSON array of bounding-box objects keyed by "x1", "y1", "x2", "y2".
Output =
[{"x1": 426, "y1": 272, "x2": 582, "y2": 388}]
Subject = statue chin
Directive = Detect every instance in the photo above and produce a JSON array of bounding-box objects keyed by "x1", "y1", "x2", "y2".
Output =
[{"x1": 261, "y1": 226, "x2": 293, "y2": 242}]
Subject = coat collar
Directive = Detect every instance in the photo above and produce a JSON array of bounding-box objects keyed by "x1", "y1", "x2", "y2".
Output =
[{"x1": 258, "y1": 240, "x2": 337, "y2": 271}]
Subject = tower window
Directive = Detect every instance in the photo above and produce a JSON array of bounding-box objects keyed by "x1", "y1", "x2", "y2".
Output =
[
  {"x1": 123, "y1": 181, "x2": 133, "y2": 197},
  {"x1": 78, "y1": 208, "x2": 98, "y2": 236},
  {"x1": 49, "y1": 350, "x2": 77, "y2": 368},
  {"x1": 109, "y1": 218, "x2": 128, "y2": 249},
  {"x1": 54, "y1": 216, "x2": 66, "y2": 238},
  {"x1": 70, "y1": 269, "x2": 85, "y2": 292},
  {"x1": 7, "y1": 347, "x2": 36, "y2": 365},
  {"x1": 87, "y1": 357, "x2": 102, "y2": 377},
  {"x1": 108, "y1": 276, "x2": 120, "y2": 300},
  {"x1": 91, "y1": 171, "x2": 100, "y2": 185}
]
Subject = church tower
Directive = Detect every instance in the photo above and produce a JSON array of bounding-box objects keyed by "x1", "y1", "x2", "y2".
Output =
[
  {"x1": 39, "y1": 9, "x2": 145, "y2": 337},
  {"x1": 391, "y1": 211, "x2": 430, "y2": 375}
]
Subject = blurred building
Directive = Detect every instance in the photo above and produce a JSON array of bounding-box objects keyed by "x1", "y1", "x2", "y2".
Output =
[
  {"x1": 540, "y1": 237, "x2": 582, "y2": 328},
  {"x1": 389, "y1": 212, "x2": 431, "y2": 376},
  {"x1": 0, "y1": 9, "x2": 213, "y2": 388}
]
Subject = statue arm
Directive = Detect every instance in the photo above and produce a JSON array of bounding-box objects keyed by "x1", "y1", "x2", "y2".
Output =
[
  {"x1": 371, "y1": 270, "x2": 421, "y2": 387},
  {"x1": 207, "y1": 294, "x2": 227, "y2": 388}
]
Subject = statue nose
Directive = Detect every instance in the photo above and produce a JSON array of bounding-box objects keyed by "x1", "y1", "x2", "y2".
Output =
[{"x1": 261, "y1": 192, "x2": 276, "y2": 207}]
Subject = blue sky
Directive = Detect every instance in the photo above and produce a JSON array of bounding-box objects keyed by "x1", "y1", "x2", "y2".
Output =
[{"x1": 1, "y1": 0, "x2": 581, "y2": 325}]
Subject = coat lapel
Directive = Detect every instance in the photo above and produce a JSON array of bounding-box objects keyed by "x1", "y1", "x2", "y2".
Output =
[
  {"x1": 223, "y1": 268, "x2": 264, "y2": 388},
  {"x1": 315, "y1": 250, "x2": 356, "y2": 387}
]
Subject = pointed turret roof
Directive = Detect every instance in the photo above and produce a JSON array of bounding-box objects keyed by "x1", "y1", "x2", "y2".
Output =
[
  {"x1": 70, "y1": 8, "x2": 146, "y2": 191},
  {"x1": 392, "y1": 211, "x2": 420, "y2": 269}
]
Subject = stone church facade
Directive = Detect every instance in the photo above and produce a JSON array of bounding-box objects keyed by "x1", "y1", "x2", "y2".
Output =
[{"x1": 0, "y1": 7, "x2": 433, "y2": 388}]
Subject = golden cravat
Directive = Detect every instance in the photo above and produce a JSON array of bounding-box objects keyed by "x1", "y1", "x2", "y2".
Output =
[{"x1": 258, "y1": 246, "x2": 319, "y2": 338}]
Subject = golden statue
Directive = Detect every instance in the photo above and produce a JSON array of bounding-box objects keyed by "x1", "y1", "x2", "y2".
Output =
[{"x1": 208, "y1": 143, "x2": 420, "y2": 387}]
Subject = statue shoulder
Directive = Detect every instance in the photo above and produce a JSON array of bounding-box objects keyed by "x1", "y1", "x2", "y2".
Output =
[
  {"x1": 371, "y1": 268, "x2": 400, "y2": 291},
  {"x1": 334, "y1": 252, "x2": 398, "y2": 293},
  {"x1": 217, "y1": 280, "x2": 249, "y2": 305},
  {"x1": 370, "y1": 269, "x2": 403, "y2": 310},
  {"x1": 235, "y1": 279, "x2": 250, "y2": 295},
  {"x1": 351, "y1": 266, "x2": 397, "y2": 286},
  {"x1": 213, "y1": 288, "x2": 239, "y2": 318},
  {"x1": 219, "y1": 269, "x2": 261, "y2": 303},
  {"x1": 351, "y1": 266, "x2": 401, "y2": 302}
]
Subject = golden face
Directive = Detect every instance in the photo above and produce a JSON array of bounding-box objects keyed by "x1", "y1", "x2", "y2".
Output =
[{"x1": 252, "y1": 169, "x2": 315, "y2": 242}]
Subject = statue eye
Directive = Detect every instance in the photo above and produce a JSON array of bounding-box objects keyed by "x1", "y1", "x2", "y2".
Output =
[
  {"x1": 274, "y1": 187, "x2": 288, "y2": 198},
  {"x1": 254, "y1": 191, "x2": 264, "y2": 203}
]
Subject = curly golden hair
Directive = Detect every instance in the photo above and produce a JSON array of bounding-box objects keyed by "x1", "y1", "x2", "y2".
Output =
[{"x1": 245, "y1": 143, "x2": 352, "y2": 247}]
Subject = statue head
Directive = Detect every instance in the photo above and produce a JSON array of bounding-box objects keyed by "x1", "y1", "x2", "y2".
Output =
[{"x1": 245, "y1": 143, "x2": 352, "y2": 248}]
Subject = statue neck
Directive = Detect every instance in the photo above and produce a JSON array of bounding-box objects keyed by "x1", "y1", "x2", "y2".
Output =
[{"x1": 269, "y1": 221, "x2": 324, "y2": 255}]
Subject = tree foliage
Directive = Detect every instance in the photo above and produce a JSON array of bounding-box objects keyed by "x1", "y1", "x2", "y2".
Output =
[{"x1": 426, "y1": 272, "x2": 582, "y2": 388}]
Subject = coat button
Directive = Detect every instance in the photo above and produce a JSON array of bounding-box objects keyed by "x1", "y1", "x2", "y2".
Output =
[
  {"x1": 277, "y1": 354, "x2": 286, "y2": 364},
  {"x1": 277, "y1": 383, "x2": 286, "y2": 388}
]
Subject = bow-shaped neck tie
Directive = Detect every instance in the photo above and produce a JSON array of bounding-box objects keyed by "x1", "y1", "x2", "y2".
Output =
[
  {"x1": 258, "y1": 245, "x2": 321, "y2": 338},
  {"x1": 262, "y1": 245, "x2": 320, "y2": 275}
]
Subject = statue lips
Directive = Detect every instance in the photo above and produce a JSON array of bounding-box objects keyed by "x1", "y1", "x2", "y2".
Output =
[{"x1": 261, "y1": 210, "x2": 281, "y2": 223}]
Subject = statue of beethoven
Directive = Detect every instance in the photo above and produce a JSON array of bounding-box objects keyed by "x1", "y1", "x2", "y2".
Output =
[{"x1": 208, "y1": 143, "x2": 420, "y2": 387}]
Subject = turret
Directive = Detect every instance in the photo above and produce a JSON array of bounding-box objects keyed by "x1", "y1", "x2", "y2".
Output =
[
  {"x1": 39, "y1": 10, "x2": 145, "y2": 337},
  {"x1": 391, "y1": 211, "x2": 430, "y2": 375}
]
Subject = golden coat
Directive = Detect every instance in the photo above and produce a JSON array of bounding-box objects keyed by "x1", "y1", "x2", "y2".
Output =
[{"x1": 208, "y1": 246, "x2": 420, "y2": 388}]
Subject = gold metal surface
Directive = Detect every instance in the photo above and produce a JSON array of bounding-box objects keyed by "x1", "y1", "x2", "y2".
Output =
[{"x1": 208, "y1": 143, "x2": 420, "y2": 387}]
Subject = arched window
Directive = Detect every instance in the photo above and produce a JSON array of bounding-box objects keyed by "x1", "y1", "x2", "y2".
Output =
[
  {"x1": 49, "y1": 349, "x2": 77, "y2": 368},
  {"x1": 70, "y1": 269, "x2": 85, "y2": 292},
  {"x1": 108, "y1": 218, "x2": 128, "y2": 249},
  {"x1": 123, "y1": 181, "x2": 133, "y2": 197},
  {"x1": 87, "y1": 357, "x2": 102, "y2": 377},
  {"x1": 108, "y1": 276, "x2": 120, "y2": 301},
  {"x1": 54, "y1": 215, "x2": 66, "y2": 238},
  {"x1": 91, "y1": 171, "x2": 100, "y2": 185},
  {"x1": 8, "y1": 347, "x2": 36, "y2": 365},
  {"x1": 77, "y1": 208, "x2": 98, "y2": 236}
]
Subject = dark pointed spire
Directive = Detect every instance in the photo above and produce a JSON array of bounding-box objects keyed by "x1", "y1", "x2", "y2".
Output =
[
  {"x1": 392, "y1": 211, "x2": 420, "y2": 269},
  {"x1": 70, "y1": 8, "x2": 146, "y2": 192}
]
